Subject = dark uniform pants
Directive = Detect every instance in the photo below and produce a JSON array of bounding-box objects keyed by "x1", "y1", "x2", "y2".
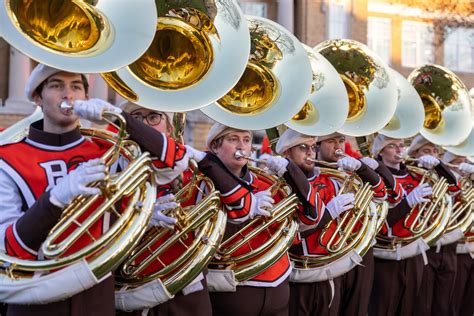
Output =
[
  {"x1": 211, "y1": 279, "x2": 289, "y2": 316},
  {"x1": 415, "y1": 243, "x2": 457, "y2": 316},
  {"x1": 451, "y1": 253, "x2": 474, "y2": 316},
  {"x1": 7, "y1": 276, "x2": 115, "y2": 316},
  {"x1": 289, "y1": 277, "x2": 341, "y2": 316},
  {"x1": 369, "y1": 254, "x2": 424, "y2": 316},
  {"x1": 340, "y1": 248, "x2": 374, "y2": 316}
]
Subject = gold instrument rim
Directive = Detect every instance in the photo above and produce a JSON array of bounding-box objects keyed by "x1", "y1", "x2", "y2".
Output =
[
  {"x1": 201, "y1": 15, "x2": 312, "y2": 130},
  {"x1": 314, "y1": 39, "x2": 398, "y2": 137},
  {"x1": 0, "y1": 0, "x2": 157, "y2": 73},
  {"x1": 102, "y1": 1, "x2": 250, "y2": 112},
  {"x1": 285, "y1": 46, "x2": 349, "y2": 136},
  {"x1": 408, "y1": 64, "x2": 472, "y2": 146}
]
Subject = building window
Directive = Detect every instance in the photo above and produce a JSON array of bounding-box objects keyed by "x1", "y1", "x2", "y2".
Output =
[
  {"x1": 367, "y1": 17, "x2": 391, "y2": 65},
  {"x1": 401, "y1": 21, "x2": 434, "y2": 67},
  {"x1": 238, "y1": 2, "x2": 267, "y2": 17},
  {"x1": 444, "y1": 27, "x2": 474, "y2": 73},
  {"x1": 327, "y1": 0, "x2": 349, "y2": 39}
]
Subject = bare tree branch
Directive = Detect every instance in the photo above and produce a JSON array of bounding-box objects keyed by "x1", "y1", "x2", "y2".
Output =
[{"x1": 389, "y1": 0, "x2": 474, "y2": 46}]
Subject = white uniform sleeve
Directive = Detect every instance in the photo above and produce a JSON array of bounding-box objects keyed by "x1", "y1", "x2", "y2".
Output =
[{"x1": 0, "y1": 168, "x2": 24, "y2": 252}]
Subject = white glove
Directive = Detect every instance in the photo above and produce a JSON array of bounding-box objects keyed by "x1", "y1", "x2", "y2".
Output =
[
  {"x1": 360, "y1": 157, "x2": 379, "y2": 170},
  {"x1": 458, "y1": 162, "x2": 474, "y2": 175},
  {"x1": 73, "y1": 98, "x2": 122, "y2": 123},
  {"x1": 417, "y1": 155, "x2": 440, "y2": 170},
  {"x1": 185, "y1": 145, "x2": 206, "y2": 163},
  {"x1": 49, "y1": 158, "x2": 106, "y2": 208},
  {"x1": 249, "y1": 190, "x2": 274, "y2": 218},
  {"x1": 337, "y1": 156, "x2": 362, "y2": 172},
  {"x1": 406, "y1": 183, "x2": 432, "y2": 208},
  {"x1": 265, "y1": 156, "x2": 289, "y2": 177},
  {"x1": 325, "y1": 193, "x2": 355, "y2": 219},
  {"x1": 149, "y1": 194, "x2": 178, "y2": 229}
]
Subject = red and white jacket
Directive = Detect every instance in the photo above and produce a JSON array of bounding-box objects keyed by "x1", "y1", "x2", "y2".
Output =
[
  {"x1": 378, "y1": 162, "x2": 459, "y2": 238},
  {"x1": 291, "y1": 162, "x2": 386, "y2": 257},
  {"x1": 197, "y1": 153, "x2": 315, "y2": 287},
  {"x1": 0, "y1": 113, "x2": 188, "y2": 260}
]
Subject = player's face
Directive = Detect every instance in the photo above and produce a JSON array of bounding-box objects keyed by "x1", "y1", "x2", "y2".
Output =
[
  {"x1": 214, "y1": 131, "x2": 252, "y2": 173},
  {"x1": 414, "y1": 143, "x2": 439, "y2": 158},
  {"x1": 34, "y1": 72, "x2": 86, "y2": 132},
  {"x1": 318, "y1": 136, "x2": 345, "y2": 162},
  {"x1": 286, "y1": 139, "x2": 317, "y2": 174},
  {"x1": 380, "y1": 140, "x2": 405, "y2": 166}
]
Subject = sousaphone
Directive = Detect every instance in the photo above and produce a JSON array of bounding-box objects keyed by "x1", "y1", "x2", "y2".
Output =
[
  {"x1": 314, "y1": 39, "x2": 398, "y2": 136},
  {"x1": 102, "y1": 0, "x2": 250, "y2": 112},
  {"x1": 0, "y1": 0, "x2": 157, "y2": 72},
  {"x1": 115, "y1": 166, "x2": 226, "y2": 311},
  {"x1": 379, "y1": 69, "x2": 425, "y2": 138},
  {"x1": 408, "y1": 64, "x2": 472, "y2": 146},
  {"x1": 285, "y1": 45, "x2": 349, "y2": 136},
  {"x1": 201, "y1": 15, "x2": 312, "y2": 130},
  {"x1": 0, "y1": 113, "x2": 156, "y2": 304}
]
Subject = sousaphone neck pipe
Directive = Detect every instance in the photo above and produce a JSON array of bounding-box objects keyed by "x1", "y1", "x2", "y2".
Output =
[
  {"x1": 305, "y1": 149, "x2": 346, "y2": 168},
  {"x1": 234, "y1": 150, "x2": 268, "y2": 165}
]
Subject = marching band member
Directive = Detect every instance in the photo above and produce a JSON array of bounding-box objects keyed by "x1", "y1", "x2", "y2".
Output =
[
  {"x1": 276, "y1": 130, "x2": 347, "y2": 316},
  {"x1": 369, "y1": 134, "x2": 427, "y2": 316},
  {"x1": 368, "y1": 134, "x2": 456, "y2": 316},
  {"x1": 408, "y1": 136, "x2": 460, "y2": 316},
  {"x1": 0, "y1": 64, "x2": 190, "y2": 316},
  {"x1": 184, "y1": 123, "x2": 323, "y2": 316},
  {"x1": 442, "y1": 151, "x2": 474, "y2": 316},
  {"x1": 284, "y1": 131, "x2": 385, "y2": 316},
  {"x1": 316, "y1": 133, "x2": 386, "y2": 316},
  {"x1": 116, "y1": 101, "x2": 212, "y2": 316}
]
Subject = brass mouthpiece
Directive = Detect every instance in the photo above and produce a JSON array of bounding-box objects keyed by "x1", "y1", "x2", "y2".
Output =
[{"x1": 60, "y1": 101, "x2": 73, "y2": 109}]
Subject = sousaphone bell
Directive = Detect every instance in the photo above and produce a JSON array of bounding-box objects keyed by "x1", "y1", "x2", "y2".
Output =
[
  {"x1": 101, "y1": 0, "x2": 250, "y2": 112},
  {"x1": 314, "y1": 39, "x2": 398, "y2": 136},
  {"x1": 285, "y1": 45, "x2": 349, "y2": 136},
  {"x1": 379, "y1": 69, "x2": 425, "y2": 138},
  {"x1": 408, "y1": 64, "x2": 472, "y2": 146},
  {"x1": 444, "y1": 126, "x2": 474, "y2": 156},
  {"x1": 0, "y1": 0, "x2": 157, "y2": 72},
  {"x1": 201, "y1": 15, "x2": 312, "y2": 130}
]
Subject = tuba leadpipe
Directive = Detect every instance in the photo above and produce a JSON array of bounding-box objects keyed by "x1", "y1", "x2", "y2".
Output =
[
  {"x1": 234, "y1": 150, "x2": 268, "y2": 165},
  {"x1": 305, "y1": 149, "x2": 346, "y2": 169},
  {"x1": 235, "y1": 149, "x2": 344, "y2": 168}
]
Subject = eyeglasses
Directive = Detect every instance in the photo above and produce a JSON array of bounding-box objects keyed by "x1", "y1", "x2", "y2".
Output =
[
  {"x1": 297, "y1": 143, "x2": 317, "y2": 153},
  {"x1": 131, "y1": 112, "x2": 164, "y2": 126}
]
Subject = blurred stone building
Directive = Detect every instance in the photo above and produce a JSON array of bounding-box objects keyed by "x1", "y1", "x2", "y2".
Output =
[{"x1": 0, "y1": 0, "x2": 473, "y2": 149}]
